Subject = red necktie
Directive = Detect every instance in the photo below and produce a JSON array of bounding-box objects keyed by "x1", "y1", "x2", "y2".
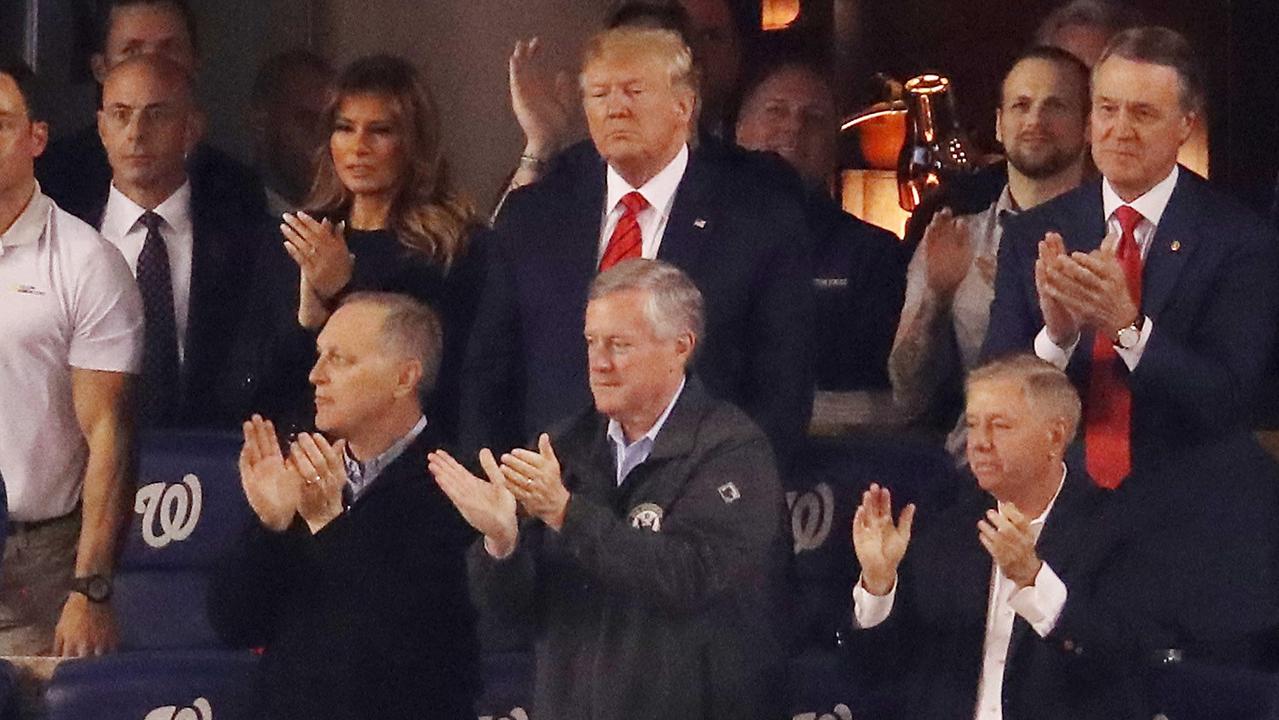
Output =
[
  {"x1": 1084, "y1": 205, "x2": 1144, "y2": 489},
  {"x1": 599, "y1": 191, "x2": 648, "y2": 271}
]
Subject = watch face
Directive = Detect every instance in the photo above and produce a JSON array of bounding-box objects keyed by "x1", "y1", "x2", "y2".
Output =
[
  {"x1": 87, "y1": 577, "x2": 111, "y2": 601},
  {"x1": 1117, "y1": 326, "x2": 1139, "y2": 350}
]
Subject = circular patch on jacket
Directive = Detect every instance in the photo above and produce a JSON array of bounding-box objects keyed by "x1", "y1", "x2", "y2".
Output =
[{"x1": 627, "y1": 503, "x2": 664, "y2": 532}]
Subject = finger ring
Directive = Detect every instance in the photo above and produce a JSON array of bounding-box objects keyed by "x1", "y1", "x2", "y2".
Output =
[{"x1": 309, "y1": 475, "x2": 321, "y2": 485}]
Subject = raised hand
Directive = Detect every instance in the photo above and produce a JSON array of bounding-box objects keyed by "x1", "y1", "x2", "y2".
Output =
[
  {"x1": 510, "y1": 37, "x2": 573, "y2": 159},
  {"x1": 429, "y1": 448, "x2": 519, "y2": 555},
  {"x1": 1035, "y1": 232, "x2": 1083, "y2": 347},
  {"x1": 290, "y1": 432, "x2": 349, "y2": 534},
  {"x1": 978, "y1": 504, "x2": 1042, "y2": 588},
  {"x1": 922, "y1": 208, "x2": 974, "y2": 298},
  {"x1": 239, "y1": 415, "x2": 301, "y2": 532},
  {"x1": 502, "y1": 433, "x2": 570, "y2": 530},
  {"x1": 281, "y1": 211, "x2": 354, "y2": 300},
  {"x1": 851, "y1": 484, "x2": 915, "y2": 596}
]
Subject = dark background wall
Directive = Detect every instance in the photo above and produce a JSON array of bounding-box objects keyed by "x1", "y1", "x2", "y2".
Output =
[{"x1": 12, "y1": 0, "x2": 1279, "y2": 217}]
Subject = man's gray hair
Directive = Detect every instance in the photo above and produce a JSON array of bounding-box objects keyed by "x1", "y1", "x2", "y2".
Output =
[
  {"x1": 337, "y1": 291, "x2": 443, "y2": 393},
  {"x1": 966, "y1": 354, "x2": 1082, "y2": 442},
  {"x1": 588, "y1": 258, "x2": 704, "y2": 342},
  {"x1": 1033, "y1": 0, "x2": 1143, "y2": 46},
  {"x1": 1095, "y1": 26, "x2": 1205, "y2": 115}
]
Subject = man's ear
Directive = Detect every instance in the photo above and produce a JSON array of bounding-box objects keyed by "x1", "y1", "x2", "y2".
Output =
[
  {"x1": 393, "y1": 359, "x2": 424, "y2": 399},
  {"x1": 994, "y1": 108, "x2": 1003, "y2": 146},
  {"x1": 674, "y1": 331, "x2": 696, "y2": 361},
  {"x1": 91, "y1": 54, "x2": 108, "y2": 85},
  {"x1": 29, "y1": 121, "x2": 49, "y2": 159}
]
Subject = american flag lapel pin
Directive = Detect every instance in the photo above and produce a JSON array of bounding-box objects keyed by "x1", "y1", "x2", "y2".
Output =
[{"x1": 693, "y1": 218, "x2": 707, "y2": 229}]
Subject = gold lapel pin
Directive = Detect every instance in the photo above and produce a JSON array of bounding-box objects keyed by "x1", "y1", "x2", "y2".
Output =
[
  {"x1": 693, "y1": 218, "x2": 707, "y2": 229},
  {"x1": 1170, "y1": 240, "x2": 1182, "y2": 252}
]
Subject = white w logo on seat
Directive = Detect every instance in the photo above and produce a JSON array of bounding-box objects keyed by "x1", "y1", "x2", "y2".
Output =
[
  {"x1": 134, "y1": 473, "x2": 203, "y2": 549},
  {"x1": 143, "y1": 697, "x2": 212, "y2": 720}
]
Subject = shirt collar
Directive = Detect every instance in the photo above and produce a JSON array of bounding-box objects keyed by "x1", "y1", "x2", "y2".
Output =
[
  {"x1": 605, "y1": 144, "x2": 689, "y2": 218},
  {"x1": 102, "y1": 180, "x2": 193, "y2": 239},
  {"x1": 1102, "y1": 165, "x2": 1179, "y2": 227},
  {"x1": 606, "y1": 376, "x2": 687, "y2": 451},
  {"x1": 0, "y1": 183, "x2": 50, "y2": 253},
  {"x1": 997, "y1": 463, "x2": 1068, "y2": 539},
  {"x1": 345, "y1": 415, "x2": 428, "y2": 500}
]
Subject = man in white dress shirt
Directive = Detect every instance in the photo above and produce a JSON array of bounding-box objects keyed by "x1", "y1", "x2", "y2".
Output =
[
  {"x1": 848, "y1": 354, "x2": 1163, "y2": 720},
  {"x1": 0, "y1": 59, "x2": 143, "y2": 656},
  {"x1": 96, "y1": 54, "x2": 258, "y2": 428}
]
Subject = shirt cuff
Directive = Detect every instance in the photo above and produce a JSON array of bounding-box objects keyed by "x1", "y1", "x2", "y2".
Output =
[
  {"x1": 1009, "y1": 562, "x2": 1068, "y2": 637},
  {"x1": 1034, "y1": 326, "x2": 1077, "y2": 369},
  {"x1": 1114, "y1": 316, "x2": 1153, "y2": 371},
  {"x1": 852, "y1": 574, "x2": 897, "y2": 629},
  {"x1": 483, "y1": 533, "x2": 518, "y2": 560}
]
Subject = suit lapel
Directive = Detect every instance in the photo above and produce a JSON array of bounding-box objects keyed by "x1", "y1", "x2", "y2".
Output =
[
  {"x1": 615, "y1": 377, "x2": 703, "y2": 512},
  {"x1": 655, "y1": 151, "x2": 716, "y2": 274},
  {"x1": 570, "y1": 153, "x2": 608, "y2": 279},
  {"x1": 1005, "y1": 469, "x2": 1092, "y2": 657},
  {"x1": 1140, "y1": 169, "x2": 1198, "y2": 320}
]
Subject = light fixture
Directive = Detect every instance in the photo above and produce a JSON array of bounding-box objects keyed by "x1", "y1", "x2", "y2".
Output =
[
  {"x1": 897, "y1": 74, "x2": 976, "y2": 211},
  {"x1": 762, "y1": 0, "x2": 800, "y2": 31}
]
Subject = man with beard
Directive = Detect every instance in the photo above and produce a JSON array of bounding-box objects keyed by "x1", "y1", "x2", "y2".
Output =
[{"x1": 890, "y1": 47, "x2": 1090, "y2": 459}]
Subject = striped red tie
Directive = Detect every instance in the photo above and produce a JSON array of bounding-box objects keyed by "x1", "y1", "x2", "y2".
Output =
[
  {"x1": 1084, "y1": 205, "x2": 1144, "y2": 489},
  {"x1": 599, "y1": 191, "x2": 648, "y2": 271}
]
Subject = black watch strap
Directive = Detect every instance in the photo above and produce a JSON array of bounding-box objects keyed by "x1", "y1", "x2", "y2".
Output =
[{"x1": 71, "y1": 574, "x2": 113, "y2": 603}]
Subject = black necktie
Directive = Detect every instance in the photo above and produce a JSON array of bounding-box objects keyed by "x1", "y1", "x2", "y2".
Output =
[{"x1": 136, "y1": 211, "x2": 179, "y2": 426}]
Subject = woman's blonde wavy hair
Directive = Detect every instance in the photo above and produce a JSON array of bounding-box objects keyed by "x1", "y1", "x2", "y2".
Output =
[{"x1": 304, "y1": 54, "x2": 478, "y2": 268}]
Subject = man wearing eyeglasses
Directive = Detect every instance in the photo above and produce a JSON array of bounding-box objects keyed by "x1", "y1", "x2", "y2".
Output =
[{"x1": 95, "y1": 54, "x2": 262, "y2": 429}]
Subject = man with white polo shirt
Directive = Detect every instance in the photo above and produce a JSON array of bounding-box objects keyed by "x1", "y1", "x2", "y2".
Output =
[{"x1": 0, "y1": 59, "x2": 143, "y2": 656}]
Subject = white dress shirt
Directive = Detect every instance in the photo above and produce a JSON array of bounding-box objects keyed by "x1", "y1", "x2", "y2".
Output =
[
  {"x1": 1034, "y1": 166, "x2": 1180, "y2": 370},
  {"x1": 598, "y1": 144, "x2": 690, "y2": 261},
  {"x1": 100, "y1": 180, "x2": 195, "y2": 363},
  {"x1": 852, "y1": 466, "x2": 1070, "y2": 720}
]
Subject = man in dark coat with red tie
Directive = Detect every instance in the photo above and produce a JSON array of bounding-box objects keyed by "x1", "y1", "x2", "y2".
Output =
[
  {"x1": 459, "y1": 26, "x2": 813, "y2": 468},
  {"x1": 981, "y1": 26, "x2": 1279, "y2": 483}
]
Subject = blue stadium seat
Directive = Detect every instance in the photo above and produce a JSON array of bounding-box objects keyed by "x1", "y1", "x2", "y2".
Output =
[
  {"x1": 477, "y1": 652, "x2": 535, "y2": 720},
  {"x1": 787, "y1": 436, "x2": 961, "y2": 646},
  {"x1": 44, "y1": 651, "x2": 259, "y2": 720},
  {"x1": 120, "y1": 431, "x2": 252, "y2": 572},
  {"x1": 114, "y1": 431, "x2": 252, "y2": 650},
  {"x1": 114, "y1": 571, "x2": 220, "y2": 650},
  {"x1": 785, "y1": 648, "x2": 875, "y2": 720}
]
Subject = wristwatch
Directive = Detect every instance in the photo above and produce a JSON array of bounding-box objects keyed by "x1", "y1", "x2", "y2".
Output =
[
  {"x1": 70, "y1": 574, "x2": 113, "y2": 603},
  {"x1": 1113, "y1": 317, "x2": 1143, "y2": 350}
]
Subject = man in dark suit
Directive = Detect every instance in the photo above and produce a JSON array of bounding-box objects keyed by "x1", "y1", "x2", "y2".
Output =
[
  {"x1": 849, "y1": 355, "x2": 1168, "y2": 719},
  {"x1": 209, "y1": 292, "x2": 480, "y2": 720},
  {"x1": 982, "y1": 27, "x2": 1279, "y2": 485},
  {"x1": 36, "y1": 0, "x2": 266, "y2": 226},
  {"x1": 463, "y1": 25, "x2": 813, "y2": 465},
  {"x1": 86, "y1": 55, "x2": 262, "y2": 429},
  {"x1": 433, "y1": 260, "x2": 788, "y2": 720}
]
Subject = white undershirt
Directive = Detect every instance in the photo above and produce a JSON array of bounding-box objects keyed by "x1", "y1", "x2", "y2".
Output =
[
  {"x1": 598, "y1": 144, "x2": 689, "y2": 261},
  {"x1": 100, "y1": 180, "x2": 195, "y2": 364}
]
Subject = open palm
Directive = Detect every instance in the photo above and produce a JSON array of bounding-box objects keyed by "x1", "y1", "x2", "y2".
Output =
[{"x1": 851, "y1": 484, "x2": 915, "y2": 595}]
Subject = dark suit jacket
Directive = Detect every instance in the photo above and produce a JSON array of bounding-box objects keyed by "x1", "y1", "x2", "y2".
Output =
[
  {"x1": 69, "y1": 181, "x2": 268, "y2": 429},
  {"x1": 849, "y1": 468, "x2": 1169, "y2": 720},
  {"x1": 982, "y1": 169, "x2": 1279, "y2": 467},
  {"x1": 470, "y1": 376, "x2": 790, "y2": 720},
  {"x1": 208, "y1": 426, "x2": 480, "y2": 720},
  {"x1": 460, "y1": 140, "x2": 814, "y2": 464}
]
